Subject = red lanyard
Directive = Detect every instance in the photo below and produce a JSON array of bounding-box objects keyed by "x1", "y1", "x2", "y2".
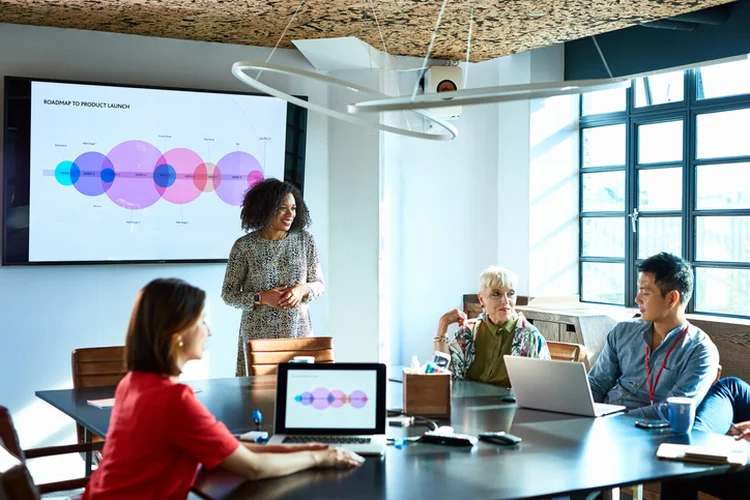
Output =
[{"x1": 645, "y1": 324, "x2": 688, "y2": 405}]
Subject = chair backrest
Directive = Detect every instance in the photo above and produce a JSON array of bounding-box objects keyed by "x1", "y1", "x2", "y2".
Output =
[
  {"x1": 71, "y1": 346, "x2": 127, "y2": 389},
  {"x1": 245, "y1": 337, "x2": 334, "y2": 376},
  {"x1": 547, "y1": 341, "x2": 588, "y2": 365},
  {"x1": 0, "y1": 436, "x2": 38, "y2": 500},
  {"x1": 462, "y1": 294, "x2": 532, "y2": 320},
  {"x1": 0, "y1": 407, "x2": 23, "y2": 463},
  {"x1": 71, "y1": 346, "x2": 127, "y2": 445}
]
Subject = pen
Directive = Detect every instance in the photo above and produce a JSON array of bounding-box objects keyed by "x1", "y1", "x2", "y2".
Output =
[{"x1": 730, "y1": 423, "x2": 747, "y2": 441}]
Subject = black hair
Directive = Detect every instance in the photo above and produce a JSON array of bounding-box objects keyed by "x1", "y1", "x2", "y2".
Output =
[
  {"x1": 637, "y1": 252, "x2": 693, "y2": 305},
  {"x1": 239, "y1": 178, "x2": 311, "y2": 232}
]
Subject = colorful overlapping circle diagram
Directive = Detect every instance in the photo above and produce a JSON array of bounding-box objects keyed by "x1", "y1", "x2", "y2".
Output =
[
  {"x1": 52, "y1": 140, "x2": 264, "y2": 209},
  {"x1": 294, "y1": 388, "x2": 369, "y2": 410}
]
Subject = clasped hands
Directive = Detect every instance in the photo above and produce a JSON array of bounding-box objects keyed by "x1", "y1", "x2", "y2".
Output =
[{"x1": 261, "y1": 284, "x2": 309, "y2": 309}]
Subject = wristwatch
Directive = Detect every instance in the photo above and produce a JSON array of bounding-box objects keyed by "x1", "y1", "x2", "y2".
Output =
[{"x1": 253, "y1": 292, "x2": 262, "y2": 305}]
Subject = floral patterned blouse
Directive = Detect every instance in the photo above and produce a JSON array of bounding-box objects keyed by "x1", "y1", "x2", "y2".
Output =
[
  {"x1": 221, "y1": 229, "x2": 324, "y2": 376},
  {"x1": 448, "y1": 311, "x2": 550, "y2": 381}
]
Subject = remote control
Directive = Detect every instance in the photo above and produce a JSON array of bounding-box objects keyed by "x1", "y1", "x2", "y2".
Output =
[
  {"x1": 420, "y1": 431, "x2": 478, "y2": 447},
  {"x1": 477, "y1": 431, "x2": 522, "y2": 445}
]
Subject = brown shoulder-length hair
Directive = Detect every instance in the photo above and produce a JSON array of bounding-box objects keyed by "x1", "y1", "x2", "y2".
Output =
[{"x1": 125, "y1": 278, "x2": 206, "y2": 376}]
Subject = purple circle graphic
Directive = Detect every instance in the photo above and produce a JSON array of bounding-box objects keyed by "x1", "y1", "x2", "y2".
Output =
[
  {"x1": 350, "y1": 390, "x2": 368, "y2": 409},
  {"x1": 155, "y1": 148, "x2": 205, "y2": 204},
  {"x1": 72, "y1": 152, "x2": 115, "y2": 197},
  {"x1": 214, "y1": 151, "x2": 262, "y2": 206},
  {"x1": 299, "y1": 392, "x2": 313, "y2": 406},
  {"x1": 105, "y1": 140, "x2": 163, "y2": 210},
  {"x1": 312, "y1": 387, "x2": 330, "y2": 410}
]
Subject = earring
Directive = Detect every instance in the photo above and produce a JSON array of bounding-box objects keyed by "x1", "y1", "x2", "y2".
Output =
[{"x1": 178, "y1": 338, "x2": 184, "y2": 347}]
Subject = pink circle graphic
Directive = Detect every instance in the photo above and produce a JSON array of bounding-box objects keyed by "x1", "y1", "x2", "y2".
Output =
[
  {"x1": 105, "y1": 140, "x2": 163, "y2": 210},
  {"x1": 329, "y1": 390, "x2": 346, "y2": 409},
  {"x1": 194, "y1": 162, "x2": 220, "y2": 193},
  {"x1": 214, "y1": 151, "x2": 263, "y2": 206},
  {"x1": 155, "y1": 148, "x2": 204, "y2": 205}
]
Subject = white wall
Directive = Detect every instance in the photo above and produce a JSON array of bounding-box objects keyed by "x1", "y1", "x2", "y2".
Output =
[
  {"x1": 386, "y1": 46, "x2": 580, "y2": 364},
  {"x1": 0, "y1": 22, "x2": 334, "y2": 448}
]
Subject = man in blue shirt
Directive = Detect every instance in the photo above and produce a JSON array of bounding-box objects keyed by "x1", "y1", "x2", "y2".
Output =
[{"x1": 588, "y1": 252, "x2": 719, "y2": 421}]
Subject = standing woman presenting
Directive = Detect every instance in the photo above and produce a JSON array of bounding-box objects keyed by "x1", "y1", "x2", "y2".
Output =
[{"x1": 222, "y1": 178, "x2": 324, "y2": 376}]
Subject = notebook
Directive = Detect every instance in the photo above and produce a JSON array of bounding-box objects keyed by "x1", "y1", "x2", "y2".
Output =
[
  {"x1": 266, "y1": 363, "x2": 387, "y2": 455},
  {"x1": 504, "y1": 356, "x2": 626, "y2": 417},
  {"x1": 657, "y1": 443, "x2": 748, "y2": 466}
]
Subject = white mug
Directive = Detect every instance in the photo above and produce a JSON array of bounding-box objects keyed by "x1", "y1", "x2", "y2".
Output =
[{"x1": 290, "y1": 356, "x2": 315, "y2": 364}]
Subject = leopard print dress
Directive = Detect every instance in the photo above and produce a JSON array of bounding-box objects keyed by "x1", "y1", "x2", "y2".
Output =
[{"x1": 221, "y1": 229, "x2": 324, "y2": 376}]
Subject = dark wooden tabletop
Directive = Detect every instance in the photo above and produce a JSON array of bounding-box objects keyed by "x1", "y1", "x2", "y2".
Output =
[{"x1": 37, "y1": 376, "x2": 750, "y2": 500}]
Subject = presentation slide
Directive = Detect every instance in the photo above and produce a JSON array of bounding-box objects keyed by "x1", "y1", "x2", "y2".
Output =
[
  {"x1": 285, "y1": 370, "x2": 378, "y2": 430},
  {"x1": 28, "y1": 81, "x2": 288, "y2": 262}
]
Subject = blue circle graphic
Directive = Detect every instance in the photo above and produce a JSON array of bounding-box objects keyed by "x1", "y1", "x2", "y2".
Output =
[
  {"x1": 153, "y1": 164, "x2": 177, "y2": 188},
  {"x1": 101, "y1": 168, "x2": 116, "y2": 183},
  {"x1": 54, "y1": 161, "x2": 81, "y2": 186}
]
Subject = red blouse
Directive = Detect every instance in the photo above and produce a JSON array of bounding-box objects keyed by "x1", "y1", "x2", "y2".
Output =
[{"x1": 83, "y1": 371, "x2": 239, "y2": 500}]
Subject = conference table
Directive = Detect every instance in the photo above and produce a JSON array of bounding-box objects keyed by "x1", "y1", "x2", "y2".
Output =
[{"x1": 36, "y1": 375, "x2": 749, "y2": 500}]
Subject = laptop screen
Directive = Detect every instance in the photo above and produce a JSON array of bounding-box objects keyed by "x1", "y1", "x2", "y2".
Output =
[{"x1": 275, "y1": 363, "x2": 387, "y2": 435}]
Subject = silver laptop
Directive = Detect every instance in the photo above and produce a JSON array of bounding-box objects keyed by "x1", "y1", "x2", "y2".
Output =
[
  {"x1": 504, "y1": 356, "x2": 626, "y2": 417},
  {"x1": 267, "y1": 362, "x2": 387, "y2": 455}
]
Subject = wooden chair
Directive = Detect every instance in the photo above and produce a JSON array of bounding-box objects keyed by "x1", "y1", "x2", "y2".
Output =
[
  {"x1": 547, "y1": 340, "x2": 588, "y2": 365},
  {"x1": 245, "y1": 337, "x2": 334, "y2": 376},
  {"x1": 71, "y1": 347, "x2": 127, "y2": 452},
  {"x1": 0, "y1": 405, "x2": 101, "y2": 498}
]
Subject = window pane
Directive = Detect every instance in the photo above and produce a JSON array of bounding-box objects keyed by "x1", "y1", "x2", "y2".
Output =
[
  {"x1": 582, "y1": 171, "x2": 625, "y2": 212},
  {"x1": 638, "y1": 217, "x2": 682, "y2": 259},
  {"x1": 638, "y1": 121, "x2": 683, "y2": 164},
  {"x1": 696, "y1": 216, "x2": 750, "y2": 263},
  {"x1": 582, "y1": 217, "x2": 624, "y2": 257},
  {"x1": 697, "y1": 163, "x2": 750, "y2": 210},
  {"x1": 582, "y1": 262, "x2": 624, "y2": 304},
  {"x1": 697, "y1": 59, "x2": 750, "y2": 100},
  {"x1": 635, "y1": 71, "x2": 685, "y2": 108},
  {"x1": 582, "y1": 124, "x2": 626, "y2": 167},
  {"x1": 582, "y1": 87, "x2": 626, "y2": 115},
  {"x1": 639, "y1": 168, "x2": 682, "y2": 211},
  {"x1": 695, "y1": 267, "x2": 750, "y2": 315},
  {"x1": 696, "y1": 109, "x2": 750, "y2": 159}
]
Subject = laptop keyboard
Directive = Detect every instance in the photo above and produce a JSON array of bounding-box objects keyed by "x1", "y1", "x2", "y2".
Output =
[{"x1": 282, "y1": 436, "x2": 372, "y2": 445}]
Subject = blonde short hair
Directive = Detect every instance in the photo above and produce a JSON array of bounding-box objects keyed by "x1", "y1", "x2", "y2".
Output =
[{"x1": 479, "y1": 266, "x2": 518, "y2": 292}]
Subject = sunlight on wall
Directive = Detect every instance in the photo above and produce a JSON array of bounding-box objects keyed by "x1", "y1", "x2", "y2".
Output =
[
  {"x1": 528, "y1": 95, "x2": 580, "y2": 297},
  {"x1": 14, "y1": 380, "x2": 75, "y2": 449}
]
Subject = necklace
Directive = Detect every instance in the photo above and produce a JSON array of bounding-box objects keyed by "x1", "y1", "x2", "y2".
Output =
[{"x1": 268, "y1": 240, "x2": 285, "y2": 268}]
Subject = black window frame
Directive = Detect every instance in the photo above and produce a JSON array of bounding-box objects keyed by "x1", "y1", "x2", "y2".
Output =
[{"x1": 579, "y1": 67, "x2": 750, "y2": 318}]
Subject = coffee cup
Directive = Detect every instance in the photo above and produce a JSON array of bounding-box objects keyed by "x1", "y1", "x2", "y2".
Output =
[{"x1": 667, "y1": 396, "x2": 695, "y2": 433}]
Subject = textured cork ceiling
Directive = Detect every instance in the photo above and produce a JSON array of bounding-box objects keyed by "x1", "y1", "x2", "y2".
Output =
[{"x1": 0, "y1": 0, "x2": 737, "y2": 62}]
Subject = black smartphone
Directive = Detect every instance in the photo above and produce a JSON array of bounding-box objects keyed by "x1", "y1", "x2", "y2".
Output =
[{"x1": 634, "y1": 419, "x2": 670, "y2": 429}]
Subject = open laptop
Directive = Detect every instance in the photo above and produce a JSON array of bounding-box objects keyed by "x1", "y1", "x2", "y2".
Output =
[
  {"x1": 266, "y1": 362, "x2": 387, "y2": 455},
  {"x1": 504, "y1": 356, "x2": 626, "y2": 417}
]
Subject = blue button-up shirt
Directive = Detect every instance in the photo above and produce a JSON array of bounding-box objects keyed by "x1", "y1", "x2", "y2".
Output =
[{"x1": 588, "y1": 319, "x2": 719, "y2": 420}]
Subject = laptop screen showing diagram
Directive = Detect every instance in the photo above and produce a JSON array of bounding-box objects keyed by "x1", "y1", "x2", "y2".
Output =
[{"x1": 282, "y1": 368, "x2": 379, "y2": 431}]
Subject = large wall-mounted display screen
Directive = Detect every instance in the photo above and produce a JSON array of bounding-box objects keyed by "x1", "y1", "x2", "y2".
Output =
[{"x1": 2, "y1": 77, "x2": 307, "y2": 265}]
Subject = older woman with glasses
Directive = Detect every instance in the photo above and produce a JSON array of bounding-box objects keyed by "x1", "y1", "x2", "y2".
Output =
[{"x1": 432, "y1": 266, "x2": 550, "y2": 387}]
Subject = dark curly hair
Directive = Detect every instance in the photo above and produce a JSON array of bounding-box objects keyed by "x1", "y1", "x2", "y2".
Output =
[{"x1": 240, "y1": 178, "x2": 311, "y2": 232}]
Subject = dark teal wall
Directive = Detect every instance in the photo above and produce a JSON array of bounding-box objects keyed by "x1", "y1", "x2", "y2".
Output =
[{"x1": 565, "y1": 0, "x2": 750, "y2": 80}]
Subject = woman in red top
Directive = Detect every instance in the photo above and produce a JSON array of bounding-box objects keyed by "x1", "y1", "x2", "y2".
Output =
[{"x1": 83, "y1": 278, "x2": 363, "y2": 500}]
